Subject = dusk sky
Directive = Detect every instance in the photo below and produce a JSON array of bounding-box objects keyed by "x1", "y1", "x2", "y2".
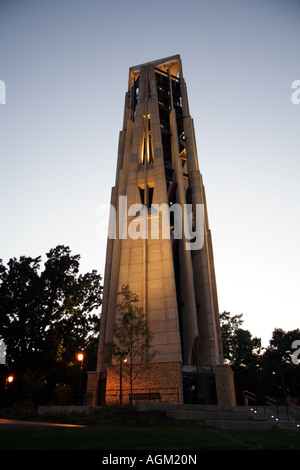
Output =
[{"x1": 1, "y1": 0, "x2": 299, "y2": 346}]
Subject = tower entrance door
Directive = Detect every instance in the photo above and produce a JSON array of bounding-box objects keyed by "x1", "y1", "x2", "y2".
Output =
[{"x1": 183, "y1": 366, "x2": 217, "y2": 405}]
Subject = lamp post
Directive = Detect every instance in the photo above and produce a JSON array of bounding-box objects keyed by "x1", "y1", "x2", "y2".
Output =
[
  {"x1": 3, "y1": 375, "x2": 14, "y2": 405},
  {"x1": 115, "y1": 349, "x2": 127, "y2": 405},
  {"x1": 77, "y1": 352, "x2": 84, "y2": 364},
  {"x1": 77, "y1": 352, "x2": 84, "y2": 403},
  {"x1": 6, "y1": 376, "x2": 14, "y2": 387}
]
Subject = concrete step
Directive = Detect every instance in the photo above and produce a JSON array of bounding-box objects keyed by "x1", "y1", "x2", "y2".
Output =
[
  {"x1": 205, "y1": 419, "x2": 279, "y2": 430},
  {"x1": 135, "y1": 402, "x2": 253, "y2": 413},
  {"x1": 205, "y1": 418, "x2": 300, "y2": 431},
  {"x1": 136, "y1": 402, "x2": 258, "y2": 421},
  {"x1": 135, "y1": 402, "x2": 300, "y2": 430},
  {"x1": 165, "y1": 409, "x2": 263, "y2": 421},
  {"x1": 277, "y1": 421, "x2": 300, "y2": 431}
]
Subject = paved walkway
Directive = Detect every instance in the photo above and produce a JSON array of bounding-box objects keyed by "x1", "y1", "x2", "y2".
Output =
[{"x1": 0, "y1": 418, "x2": 84, "y2": 429}]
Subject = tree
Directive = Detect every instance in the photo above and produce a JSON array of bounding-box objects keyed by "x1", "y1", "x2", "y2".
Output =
[
  {"x1": 260, "y1": 328, "x2": 300, "y2": 403},
  {"x1": 0, "y1": 245, "x2": 102, "y2": 402},
  {"x1": 263, "y1": 328, "x2": 300, "y2": 365},
  {"x1": 220, "y1": 311, "x2": 261, "y2": 369},
  {"x1": 220, "y1": 311, "x2": 243, "y2": 362},
  {"x1": 106, "y1": 284, "x2": 157, "y2": 405},
  {"x1": 220, "y1": 311, "x2": 262, "y2": 404}
]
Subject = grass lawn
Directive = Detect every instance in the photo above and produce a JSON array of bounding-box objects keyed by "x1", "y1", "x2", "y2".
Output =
[
  {"x1": 0, "y1": 421, "x2": 299, "y2": 451},
  {"x1": 0, "y1": 406, "x2": 299, "y2": 451}
]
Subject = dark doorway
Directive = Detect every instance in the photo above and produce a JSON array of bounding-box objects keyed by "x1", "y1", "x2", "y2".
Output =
[
  {"x1": 183, "y1": 368, "x2": 217, "y2": 405},
  {"x1": 97, "y1": 371, "x2": 107, "y2": 405}
]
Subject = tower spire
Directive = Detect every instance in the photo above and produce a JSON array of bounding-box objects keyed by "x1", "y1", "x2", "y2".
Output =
[{"x1": 87, "y1": 56, "x2": 236, "y2": 406}]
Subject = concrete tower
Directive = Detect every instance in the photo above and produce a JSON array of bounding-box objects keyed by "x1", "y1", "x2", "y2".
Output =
[{"x1": 87, "y1": 55, "x2": 236, "y2": 406}]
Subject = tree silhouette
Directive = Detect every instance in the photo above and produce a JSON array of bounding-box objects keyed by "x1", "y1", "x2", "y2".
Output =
[{"x1": 0, "y1": 245, "x2": 102, "y2": 402}]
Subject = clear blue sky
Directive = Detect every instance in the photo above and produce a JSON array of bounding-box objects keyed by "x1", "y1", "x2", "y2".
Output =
[{"x1": 1, "y1": 0, "x2": 299, "y2": 346}]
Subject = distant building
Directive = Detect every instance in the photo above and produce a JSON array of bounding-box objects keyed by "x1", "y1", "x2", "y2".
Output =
[{"x1": 87, "y1": 55, "x2": 236, "y2": 406}]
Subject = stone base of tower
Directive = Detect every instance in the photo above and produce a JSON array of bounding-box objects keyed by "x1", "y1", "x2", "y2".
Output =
[
  {"x1": 105, "y1": 362, "x2": 184, "y2": 405},
  {"x1": 85, "y1": 371, "x2": 101, "y2": 406},
  {"x1": 86, "y1": 362, "x2": 236, "y2": 407},
  {"x1": 213, "y1": 364, "x2": 236, "y2": 406}
]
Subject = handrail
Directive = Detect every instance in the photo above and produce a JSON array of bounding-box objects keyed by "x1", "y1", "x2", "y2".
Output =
[
  {"x1": 242, "y1": 391, "x2": 300, "y2": 424},
  {"x1": 243, "y1": 390, "x2": 257, "y2": 412},
  {"x1": 288, "y1": 403, "x2": 300, "y2": 419},
  {"x1": 264, "y1": 395, "x2": 279, "y2": 420}
]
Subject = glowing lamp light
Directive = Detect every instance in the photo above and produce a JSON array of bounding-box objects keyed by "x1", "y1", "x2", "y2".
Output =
[
  {"x1": 77, "y1": 353, "x2": 84, "y2": 362},
  {"x1": 7, "y1": 376, "x2": 13, "y2": 383}
]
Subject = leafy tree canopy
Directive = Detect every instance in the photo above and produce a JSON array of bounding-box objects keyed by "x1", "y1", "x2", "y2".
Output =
[
  {"x1": 0, "y1": 245, "x2": 102, "y2": 379},
  {"x1": 220, "y1": 312, "x2": 300, "y2": 404},
  {"x1": 261, "y1": 328, "x2": 300, "y2": 368},
  {"x1": 220, "y1": 311, "x2": 262, "y2": 369}
]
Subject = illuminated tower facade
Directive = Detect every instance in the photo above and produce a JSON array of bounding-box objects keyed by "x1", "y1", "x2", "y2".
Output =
[{"x1": 87, "y1": 55, "x2": 236, "y2": 406}]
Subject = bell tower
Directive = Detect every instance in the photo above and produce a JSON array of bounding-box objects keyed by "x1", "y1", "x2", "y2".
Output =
[{"x1": 87, "y1": 55, "x2": 236, "y2": 406}]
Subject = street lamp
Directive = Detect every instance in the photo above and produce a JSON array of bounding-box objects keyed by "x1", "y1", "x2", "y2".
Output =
[
  {"x1": 77, "y1": 353, "x2": 84, "y2": 403},
  {"x1": 6, "y1": 376, "x2": 14, "y2": 385},
  {"x1": 115, "y1": 349, "x2": 128, "y2": 405},
  {"x1": 77, "y1": 353, "x2": 84, "y2": 363},
  {"x1": 4, "y1": 375, "x2": 14, "y2": 404}
]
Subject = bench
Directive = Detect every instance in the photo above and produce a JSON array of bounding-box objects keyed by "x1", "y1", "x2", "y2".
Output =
[{"x1": 129, "y1": 392, "x2": 161, "y2": 401}]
